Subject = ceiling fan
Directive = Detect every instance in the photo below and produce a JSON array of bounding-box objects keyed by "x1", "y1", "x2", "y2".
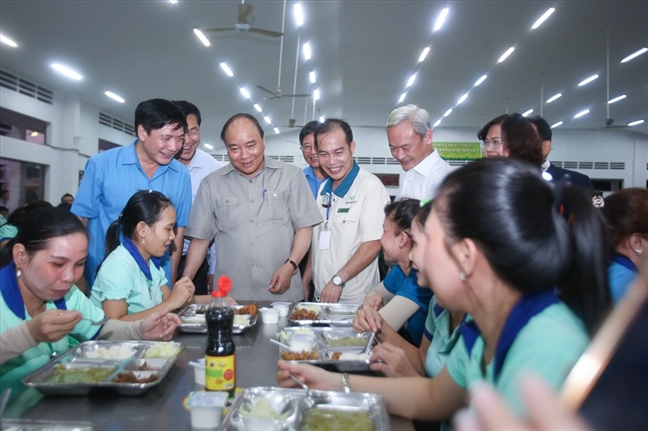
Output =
[
  {"x1": 256, "y1": 86, "x2": 309, "y2": 100},
  {"x1": 202, "y1": 0, "x2": 283, "y2": 38}
]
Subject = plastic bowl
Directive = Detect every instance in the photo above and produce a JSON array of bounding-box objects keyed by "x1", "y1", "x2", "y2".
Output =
[
  {"x1": 259, "y1": 308, "x2": 279, "y2": 324},
  {"x1": 289, "y1": 333, "x2": 315, "y2": 351},
  {"x1": 271, "y1": 303, "x2": 290, "y2": 317},
  {"x1": 187, "y1": 391, "x2": 228, "y2": 428}
]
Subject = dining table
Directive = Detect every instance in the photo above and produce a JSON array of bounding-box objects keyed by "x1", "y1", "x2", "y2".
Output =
[{"x1": 3, "y1": 302, "x2": 414, "y2": 430}]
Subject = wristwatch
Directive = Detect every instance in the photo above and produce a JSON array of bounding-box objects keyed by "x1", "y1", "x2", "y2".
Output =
[
  {"x1": 332, "y1": 275, "x2": 346, "y2": 288},
  {"x1": 284, "y1": 259, "x2": 299, "y2": 276}
]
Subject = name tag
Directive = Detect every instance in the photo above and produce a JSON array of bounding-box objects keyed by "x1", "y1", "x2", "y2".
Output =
[
  {"x1": 319, "y1": 230, "x2": 331, "y2": 250},
  {"x1": 337, "y1": 208, "x2": 350, "y2": 213}
]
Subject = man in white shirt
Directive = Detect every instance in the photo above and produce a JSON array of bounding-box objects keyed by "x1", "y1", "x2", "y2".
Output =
[
  {"x1": 387, "y1": 104, "x2": 453, "y2": 201},
  {"x1": 172, "y1": 101, "x2": 222, "y2": 294},
  {"x1": 310, "y1": 119, "x2": 391, "y2": 304}
]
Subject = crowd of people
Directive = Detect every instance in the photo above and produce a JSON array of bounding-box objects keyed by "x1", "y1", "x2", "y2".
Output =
[{"x1": 1, "y1": 98, "x2": 646, "y2": 428}]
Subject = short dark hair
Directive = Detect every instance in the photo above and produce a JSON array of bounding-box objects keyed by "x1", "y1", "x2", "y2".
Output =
[
  {"x1": 61, "y1": 193, "x2": 74, "y2": 203},
  {"x1": 5, "y1": 200, "x2": 53, "y2": 228},
  {"x1": 527, "y1": 115, "x2": 552, "y2": 141},
  {"x1": 299, "y1": 121, "x2": 320, "y2": 146},
  {"x1": 477, "y1": 114, "x2": 508, "y2": 141},
  {"x1": 603, "y1": 188, "x2": 648, "y2": 249},
  {"x1": 171, "y1": 100, "x2": 201, "y2": 126},
  {"x1": 434, "y1": 157, "x2": 610, "y2": 334},
  {"x1": 135, "y1": 99, "x2": 187, "y2": 135},
  {"x1": 501, "y1": 113, "x2": 544, "y2": 168},
  {"x1": 384, "y1": 199, "x2": 420, "y2": 235},
  {"x1": 104, "y1": 190, "x2": 173, "y2": 259},
  {"x1": 0, "y1": 207, "x2": 87, "y2": 268},
  {"x1": 314, "y1": 118, "x2": 353, "y2": 149},
  {"x1": 220, "y1": 113, "x2": 265, "y2": 142}
]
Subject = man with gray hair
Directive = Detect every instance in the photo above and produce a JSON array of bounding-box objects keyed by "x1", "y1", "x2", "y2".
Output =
[{"x1": 386, "y1": 104, "x2": 452, "y2": 200}]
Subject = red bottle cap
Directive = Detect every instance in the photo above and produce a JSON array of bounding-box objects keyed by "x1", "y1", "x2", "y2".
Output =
[{"x1": 212, "y1": 275, "x2": 232, "y2": 297}]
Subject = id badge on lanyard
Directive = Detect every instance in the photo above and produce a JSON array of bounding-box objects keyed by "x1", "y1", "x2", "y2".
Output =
[{"x1": 320, "y1": 192, "x2": 332, "y2": 250}]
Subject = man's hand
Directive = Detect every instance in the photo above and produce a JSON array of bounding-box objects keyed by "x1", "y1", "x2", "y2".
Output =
[
  {"x1": 319, "y1": 280, "x2": 343, "y2": 303},
  {"x1": 269, "y1": 263, "x2": 293, "y2": 294},
  {"x1": 27, "y1": 310, "x2": 82, "y2": 343}
]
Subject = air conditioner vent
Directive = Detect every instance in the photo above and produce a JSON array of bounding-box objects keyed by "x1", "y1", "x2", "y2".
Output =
[
  {"x1": 279, "y1": 156, "x2": 294, "y2": 163},
  {"x1": 98, "y1": 112, "x2": 135, "y2": 136},
  {"x1": 563, "y1": 161, "x2": 578, "y2": 169},
  {"x1": 386, "y1": 158, "x2": 400, "y2": 165},
  {"x1": 594, "y1": 162, "x2": 608, "y2": 170},
  {"x1": 356, "y1": 157, "x2": 371, "y2": 165},
  {"x1": 0, "y1": 69, "x2": 54, "y2": 104},
  {"x1": 609, "y1": 162, "x2": 625, "y2": 170}
]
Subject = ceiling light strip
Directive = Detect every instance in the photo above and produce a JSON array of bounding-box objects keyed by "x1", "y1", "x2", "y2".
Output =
[
  {"x1": 531, "y1": 8, "x2": 555, "y2": 29},
  {"x1": 620, "y1": 47, "x2": 647, "y2": 63}
]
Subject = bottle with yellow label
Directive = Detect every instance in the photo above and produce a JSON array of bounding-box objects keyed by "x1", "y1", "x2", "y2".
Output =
[{"x1": 205, "y1": 276, "x2": 236, "y2": 396}]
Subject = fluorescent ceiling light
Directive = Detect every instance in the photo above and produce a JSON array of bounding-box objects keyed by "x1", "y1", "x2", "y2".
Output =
[
  {"x1": 274, "y1": 127, "x2": 281, "y2": 134},
  {"x1": 498, "y1": 47, "x2": 515, "y2": 63},
  {"x1": 457, "y1": 92, "x2": 469, "y2": 104},
  {"x1": 474, "y1": 75, "x2": 487, "y2": 86},
  {"x1": 204, "y1": 143, "x2": 214, "y2": 150},
  {"x1": 263, "y1": 116, "x2": 271, "y2": 124},
  {"x1": 574, "y1": 109, "x2": 590, "y2": 119},
  {"x1": 220, "y1": 62, "x2": 233, "y2": 77},
  {"x1": 608, "y1": 95, "x2": 626, "y2": 104},
  {"x1": 0, "y1": 34, "x2": 18, "y2": 48},
  {"x1": 628, "y1": 119, "x2": 644, "y2": 127},
  {"x1": 434, "y1": 8, "x2": 449, "y2": 32},
  {"x1": 577, "y1": 74, "x2": 598, "y2": 86},
  {"x1": 531, "y1": 8, "x2": 555, "y2": 29},
  {"x1": 303, "y1": 42, "x2": 311, "y2": 60},
  {"x1": 309, "y1": 71, "x2": 316, "y2": 84},
  {"x1": 550, "y1": 121, "x2": 563, "y2": 128},
  {"x1": 522, "y1": 109, "x2": 534, "y2": 117},
  {"x1": 193, "y1": 28, "x2": 210, "y2": 47},
  {"x1": 406, "y1": 74, "x2": 416, "y2": 88},
  {"x1": 169, "y1": 0, "x2": 178, "y2": 3},
  {"x1": 319, "y1": 116, "x2": 325, "y2": 122},
  {"x1": 433, "y1": 119, "x2": 442, "y2": 128},
  {"x1": 621, "y1": 47, "x2": 647, "y2": 63},
  {"x1": 443, "y1": 108, "x2": 452, "y2": 117},
  {"x1": 51, "y1": 63, "x2": 82, "y2": 80},
  {"x1": 313, "y1": 89, "x2": 320, "y2": 101},
  {"x1": 253, "y1": 104, "x2": 262, "y2": 112},
  {"x1": 546, "y1": 93, "x2": 562, "y2": 103},
  {"x1": 418, "y1": 46, "x2": 430, "y2": 62},
  {"x1": 398, "y1": 92, "x2": 406, "y2": 103},
  {"x1": 105, "y1": 91, "x2": 125, "y2": 103},
  {"x1": 239, "y1": 87, "x2": 251, "y2": 99},
  {"x1": 294, "y1": 3, "x2": 304, "y2": 27}
]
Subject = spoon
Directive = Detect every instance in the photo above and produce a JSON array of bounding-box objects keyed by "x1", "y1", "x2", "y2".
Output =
[
  {"x1": 269, "y1": 338, "x2": 302, "y2": 352},
  {"x1": 362, "y1": 331, "x2": 376, "y2": 355},
  {"x1": 289, "y1": 373, "x2": 308, "y2": 390},
  {"x1": 81, "y1": 316, "x2": 110, "y2": 326},
  {"x1": 0, "y1": 388, "x2": 11, "y2": 417}
]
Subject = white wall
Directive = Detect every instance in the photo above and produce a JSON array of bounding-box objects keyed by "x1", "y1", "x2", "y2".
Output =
[{"x1": 1, "y1": 85, "x2": 646, "y2": 207}]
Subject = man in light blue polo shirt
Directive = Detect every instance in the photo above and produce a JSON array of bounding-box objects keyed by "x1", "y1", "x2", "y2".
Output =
[
  {"x1": 72, "y1": 99, "x2": 192, "y2": 288},
  {"x1": 299, "y1": 121, "x2": 327, "y2": 198}
]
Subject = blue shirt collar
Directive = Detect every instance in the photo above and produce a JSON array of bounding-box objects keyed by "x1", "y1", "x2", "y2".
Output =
[
  {"x1": 320, "y1": 162, "x2": 360, "y2": 198},
  {"x1": 459, "y1": 291, "x2": 560, "y2": 382},
  {"x1": 0, "y1": 262, "x2": 67, "y2": 320},
  {"x1": 610, "y1": 252, "x2": 638, "y2": 273},
  {"x1": 121, "y1": 237, "x2": 162, "y2": 281}
]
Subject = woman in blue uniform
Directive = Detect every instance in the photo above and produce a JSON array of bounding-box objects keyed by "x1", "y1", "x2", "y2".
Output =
[{"x1": 278, "y1": 158, "x2": 611, "y2": 422}]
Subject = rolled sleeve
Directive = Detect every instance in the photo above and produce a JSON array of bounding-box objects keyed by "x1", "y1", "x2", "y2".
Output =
[
  {"x1": 288, "y1": 171, "x2": 323, "y2": 229},
  {"x1": 185, "y1": 178, "x2": 218, "y2": 241}
]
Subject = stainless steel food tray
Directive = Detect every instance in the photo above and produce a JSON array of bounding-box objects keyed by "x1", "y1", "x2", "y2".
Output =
[
  {"x1": 22, "y1": 340, "x2": 184, "y2": 395},
  {"x1": 178, "y1": 304, "x2": 257, "y2": 334},
  {"x1": 276, "y1": 327, "x2": 376, "y2": 373},
  {"x1": 219, "y1": 386, "x2": 390, "y2": 431},
  {"x1": 287, "y1": 302, "x2": 360, "y2": 326},
  {"x1": 0, "y1": 419, "x2": 98, "y2": 431}
]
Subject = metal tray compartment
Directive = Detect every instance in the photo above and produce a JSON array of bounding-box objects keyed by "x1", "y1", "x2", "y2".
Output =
[
  {"x1": 219, "y1": 387, "x2": 390, "y2": 431},
  {"x1": 287, "y1": 302, "x2": 360, "y2": 326},
  {"x1": 276, "y1": 327, "x2": 375, "y2": 373},
  {"x1": 0, "y1": 419, "x2": 98, "y2": 431},
  {"x1": 22, "y1": 340, "x2": 184, "y2": 396},
  {"x1": 177, "y1": 304, "x2": 257, "y2": 334}
]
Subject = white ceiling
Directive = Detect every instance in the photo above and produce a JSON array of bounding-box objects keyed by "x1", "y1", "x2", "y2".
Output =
[{"x1": 1, "y1": 0, "x2": 647, "y2": 148}]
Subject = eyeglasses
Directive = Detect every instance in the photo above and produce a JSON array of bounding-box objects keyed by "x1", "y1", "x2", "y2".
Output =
[
  {"x1": 186, "y1": 130, "x2": 200, "y2": 138},
  {"x1": 300, "y1": 144, "x2": 314, "y2": 153},
  {"x1": 480, "y1": 140, "x2": 505, "y2": 149}
]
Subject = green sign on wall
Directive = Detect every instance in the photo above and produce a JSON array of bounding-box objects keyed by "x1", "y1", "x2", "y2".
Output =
[{"x1": 435, "y1": 142, "x2": 483, "y2": 160}]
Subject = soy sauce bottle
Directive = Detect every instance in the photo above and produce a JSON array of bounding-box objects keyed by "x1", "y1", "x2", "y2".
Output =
[{"x1": 205, "y1": 276, "x2": 236, "y2": 396}]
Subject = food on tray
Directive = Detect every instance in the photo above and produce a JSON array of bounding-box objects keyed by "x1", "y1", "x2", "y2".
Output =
[
  {"x1": 48, "y1": 365, "x2": 116, "y2": 384},
  {"x1": 240, "y1": 398, "x2": 281, "y2": 419},
  {"x1": 277, "y1": 328, "x2": 315, "y2": 343},
  {"x1": 234, "y1": 302, "x2": 259, "y2": 316},
  {"x1": 138, "y1": 361, "x2": 150, "y2": 371},
  {"x1": 332, "y1": 352, "x2": 371, "y2": 361},
  {"x1": 143, "y1": 342, "x2": 180, "y2": 358},
  {"x1": 299, "y1": 305, "x2": 322, "y2": 313},
  {"x1": 83, "y1": 344, "x2": 136, "y2": 360},
  {"x1": 301, "y1": 408, "x2": 375, "y2": 431},
  {"x1": 112, "y1": 371, "x2": 158, "y2": 384},
  {"x1": 280, "y1": 350, "x2": 319, "y2": 361},
  {"x1": 325, "y1": 337, "x2": 367, "y2": 347},
  {"x1": 290, "y1": 308, "x2": 319, "y2": 321},
  {"x1": 233, "y1": 315, "x2": 251, "y2": 326}
]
